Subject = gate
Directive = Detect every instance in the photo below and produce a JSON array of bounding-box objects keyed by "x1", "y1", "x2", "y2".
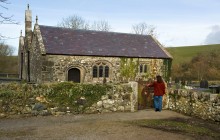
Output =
[{"x1": 138, "y1": 81, "x2": 154, "y2": 110}]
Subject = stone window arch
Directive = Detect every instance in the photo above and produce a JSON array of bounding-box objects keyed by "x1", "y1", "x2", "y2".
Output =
[{"x1": 92, "y1": 61, "x2": 110, "y2": 78}]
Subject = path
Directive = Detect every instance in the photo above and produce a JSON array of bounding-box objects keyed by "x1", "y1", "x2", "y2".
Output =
[{"x1": 0, "y1": 109, "x2": 212, "y2": 140}]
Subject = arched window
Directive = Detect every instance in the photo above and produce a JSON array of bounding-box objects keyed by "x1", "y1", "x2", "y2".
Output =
[
  {"x1": 93, "y1": 66, "x2": 98, "y2": 78},
  {"x1": 92, "y1": 62, "x2": 110, "y2": 78},
  {"x1": 105, "y1": 66, "x2": 109, "y2": 77},
  {"x1": 99, "y1": 66, "x2": 103, "y2": 77}
]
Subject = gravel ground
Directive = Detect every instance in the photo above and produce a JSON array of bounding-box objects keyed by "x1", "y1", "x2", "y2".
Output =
[{"x1": 0, "y1": 109, "x2": 218, "y2": 140}]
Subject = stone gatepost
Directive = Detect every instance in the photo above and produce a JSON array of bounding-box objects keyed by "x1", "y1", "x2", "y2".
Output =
[{"x1": 129, "y1": 81, "x2": 138, "y2": 112}]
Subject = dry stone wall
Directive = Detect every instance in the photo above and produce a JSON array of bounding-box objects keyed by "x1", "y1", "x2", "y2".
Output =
[
  {"x1": 0, "y1": 82, "x2": 138, "y2": 118},
  {"x1": 85, "y1": 82, "x2": 138, "y2": 113},
  {"x1": 167, "y1": 89, "x2": 220, "y2": 122}
]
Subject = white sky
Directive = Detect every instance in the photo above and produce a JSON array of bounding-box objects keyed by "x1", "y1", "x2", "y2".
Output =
[{"x1": 1, "y1": 0, "x2": 220, "y2": 55}]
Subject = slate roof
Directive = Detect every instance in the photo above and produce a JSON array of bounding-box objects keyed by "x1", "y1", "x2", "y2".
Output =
[{"x1": 39, "y1": 25, "x2": 172, "y2": 59}]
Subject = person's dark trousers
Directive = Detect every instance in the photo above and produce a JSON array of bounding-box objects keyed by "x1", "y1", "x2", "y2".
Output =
[{"x1": 154, "y1": 96, "x2": 163, "y2": 111}]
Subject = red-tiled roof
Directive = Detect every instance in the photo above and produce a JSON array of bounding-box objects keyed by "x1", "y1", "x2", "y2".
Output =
[{"x1": 39, "y1": 25, "x2": 172, "y2": 59}]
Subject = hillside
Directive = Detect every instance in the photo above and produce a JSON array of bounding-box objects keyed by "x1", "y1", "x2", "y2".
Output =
[
  {"x1": 166, "y1": 44, "x2": 220, "y2": 65},
  {"x1": 0, "y1": 55, "x2": 18, "y2": 74}
]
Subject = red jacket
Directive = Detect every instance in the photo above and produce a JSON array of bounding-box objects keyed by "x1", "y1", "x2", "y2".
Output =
[{"x1": 148, "y1": 81, "x2": 166, "y2": 96}]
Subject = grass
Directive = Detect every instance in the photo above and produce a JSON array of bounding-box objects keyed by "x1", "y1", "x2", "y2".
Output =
[
  {"x1": 128, "y1": 118, "x2": 220, "y2": 139},
  {"x1": 166, "y1": 44, "x2": 220, "y2": 65},
  {"x1": 0, "y1": 128, "x2": 35, "y2": 138}
]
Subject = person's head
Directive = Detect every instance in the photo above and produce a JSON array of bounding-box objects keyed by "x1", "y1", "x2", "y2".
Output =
[{"x1": 156, "y1": 75, "x2": 163, "y2": 83}]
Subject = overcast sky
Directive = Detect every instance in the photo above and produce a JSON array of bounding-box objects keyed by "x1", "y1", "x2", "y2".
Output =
[{"x1": 1, "y1": 0, "x2": 220, "y2": 55}]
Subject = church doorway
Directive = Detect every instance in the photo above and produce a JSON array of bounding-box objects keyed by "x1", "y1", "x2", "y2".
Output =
[{"x1": 68, "y1": 68, "x2": 80, "y2": 83}]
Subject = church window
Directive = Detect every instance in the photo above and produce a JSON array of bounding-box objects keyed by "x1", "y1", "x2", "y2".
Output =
[
  {"x1": 105, "y1": 66, "x2": 109, "y2": 77},
  {"x1": 93, "y1": 66, "x2": 98, "y2": 78},
  {"x1": 143, "y1": 65, "x2": 147, "y2": 73},
  {"x1": 139, "y1": 64, "x2": 147, "y2": 73},
  {"x1": 140, "y1": 64, "x2": 143, "y2": 73},
  {"x1": 92, "y1": 62, "x2": 109, "y2": 78},
  {"x1": 99, "y1": 66, "x2": 103, "y2": 77}
]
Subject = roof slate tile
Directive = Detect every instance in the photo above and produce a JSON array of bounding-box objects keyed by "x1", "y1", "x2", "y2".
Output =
[{"x1": 39, "y1": 25, "x2": 172, "y2": 59}]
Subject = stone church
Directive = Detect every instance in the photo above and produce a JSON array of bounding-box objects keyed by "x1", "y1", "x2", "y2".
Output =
[{"x1": 18, "y1": 6, "x2": 172, "y2": 84}]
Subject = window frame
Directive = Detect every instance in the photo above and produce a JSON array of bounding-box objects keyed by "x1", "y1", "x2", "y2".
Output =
[{"x1": 92, "y1": 62, "x2": 109, "y2": 78}]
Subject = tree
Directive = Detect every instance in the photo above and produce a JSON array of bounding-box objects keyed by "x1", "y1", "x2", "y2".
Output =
[
  {"x1": 57, "y1": 15, "x2": 90, "y2": 30},
  {"x1": 0, "y1": 42, "x2": 14, "y2": 56},
  {"x1": 58, "y1": 15, "x2": 112, "y2": 32},
  {"x1": 172, "y1": 50, "x2": 220, "y2": 81},
  {"x1": 0, "y1": 0, "x2": 19, "y2": 40},
  {"x1": 91, "y1": 20, "x2": 111, "y2": 32},
  {"x1": 131, "y1": 22, "x2": 157, "y2": 37},
  {"x1": 120, "y1": 58, "x2": 138, "y2": 82}
]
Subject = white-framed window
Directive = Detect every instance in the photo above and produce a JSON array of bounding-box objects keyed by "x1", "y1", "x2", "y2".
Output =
[{"x1": 139, "y1": 64, "x2": 147, "y2": 73}]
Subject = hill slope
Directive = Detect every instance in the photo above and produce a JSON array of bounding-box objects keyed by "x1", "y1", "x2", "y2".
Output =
[
  {"x1": 0, "y1": 56, "x2": 18, "y2": 73},
  {"x1": 166, "y1": 44, "x2": 220, "y2": 65}
]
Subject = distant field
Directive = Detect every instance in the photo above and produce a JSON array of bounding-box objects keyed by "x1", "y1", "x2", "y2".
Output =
[
  {"x1": 166, "y1": 44, "x2": 220, "y2": 65},
  {"x1": 0, "y1": 56, "x2": 18, "y2": 74}
]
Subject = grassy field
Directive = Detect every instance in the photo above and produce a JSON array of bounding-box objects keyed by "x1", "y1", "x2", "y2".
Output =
[
  {"x1": 166, "y1": 44, "x2": 220, "y2": 65},
  {"x1": 0, "y1": 56, "x2": 18, "y2": 74}
]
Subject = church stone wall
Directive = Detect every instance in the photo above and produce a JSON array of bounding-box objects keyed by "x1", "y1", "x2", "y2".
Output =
[
  {"x1": 41, "y1": 55, "x2": 120, "y2": 83},
  {"x1": 29, "y1": 33, "x2": 43, "y2": 83},
  {"x1": 39, "y1": 55, "x2": 165, "y2": 83}
]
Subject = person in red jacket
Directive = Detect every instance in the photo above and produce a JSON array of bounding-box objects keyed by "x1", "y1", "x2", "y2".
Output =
[{"x1": 147, "y1": 75, "x2": 166, "y2": 112}]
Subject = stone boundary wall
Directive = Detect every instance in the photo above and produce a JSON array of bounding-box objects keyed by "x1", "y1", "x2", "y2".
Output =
[
  {"x1": 0, "y1": 78, "x2": 21, "y2": 84},
  {"x1": 167, "y1": 89, "x2": 220, "y2": 122},
  {"x1": 0, "y1": 82, "x2": 138, "y2": 118},
  {"x1": 85, "y1": 82, "x2": 138, "y2": 114},
  {"x1": 2, "y1": 82, "x2": 219, "y2": 122}
]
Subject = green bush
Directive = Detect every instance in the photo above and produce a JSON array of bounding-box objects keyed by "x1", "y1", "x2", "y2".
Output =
[
  {"x1": 46, "y1": 82, "x2": 111, "y2": 112},
  {"x1": 0, "y1": 82, "x2": 111, "y2": 114}
]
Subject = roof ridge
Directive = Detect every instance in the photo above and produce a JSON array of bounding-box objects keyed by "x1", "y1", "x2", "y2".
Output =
[{"x1": 39, "y1": 24, "x2": 151, "y2": 37}]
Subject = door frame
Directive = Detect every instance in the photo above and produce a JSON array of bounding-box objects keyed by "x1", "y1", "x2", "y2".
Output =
[
  {"x1": 65, "y1": 65, "x2": 86, "y2": 83},
  {"x1": 67, "y1": 68, "x2": 81, "y2": 83}
]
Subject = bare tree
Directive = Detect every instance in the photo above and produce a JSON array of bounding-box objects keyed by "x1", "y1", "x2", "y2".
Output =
[
  {"x1": 91, "y1": 20, "x2": 111, "y2": 32},
  {"x1": 0, "y1": 0, "x2": 18, "y2": 24},
  {"x1": 132, "y1": 22, "x2": 157, "y2": 37},
  {"x1": 58, "y1": 15, "x2": 90, "y2": 30},
  {"x1": 0, "y1": 0, "x2": 19, "y2": 40},
  {"x1": 0, "y1": 42, "x2": 14, "y2": 56},
  {"x1": 58, "y1": 15, "x2": 112, "y2": 32}
]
